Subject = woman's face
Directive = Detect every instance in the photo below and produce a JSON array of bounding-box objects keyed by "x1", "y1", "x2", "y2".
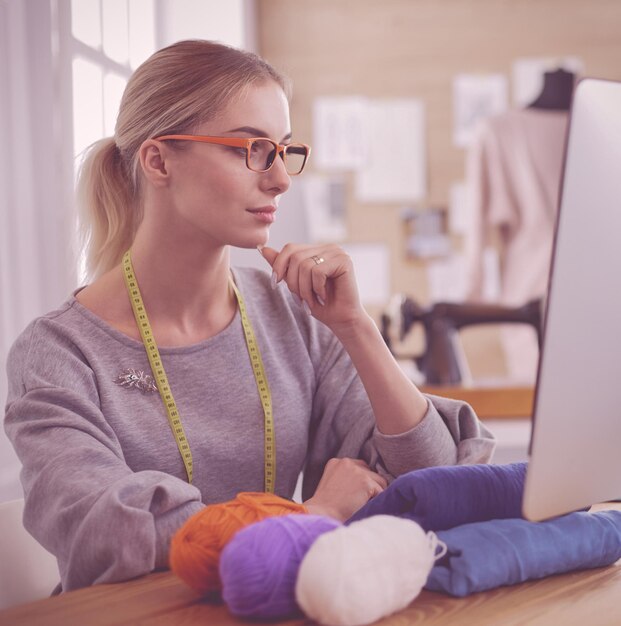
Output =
[{"x1": 160, "y1": 80, "x2": 293, "y2": 249}]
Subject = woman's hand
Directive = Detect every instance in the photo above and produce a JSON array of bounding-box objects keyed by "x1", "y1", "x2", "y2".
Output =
[
  {"x1": 260, "y1": 244, "x2": 367, "y2": 333},
  {"x1": 260, "y1": 242, "x2": 429, "y2": 439},
  {"x1": 303, "y1": 457, "x2": 388, "y2": 522}
]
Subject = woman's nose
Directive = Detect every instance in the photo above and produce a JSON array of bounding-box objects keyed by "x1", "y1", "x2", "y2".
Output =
[{"x1": 262, "y1": 153, "x2": 291, "y2": 195}]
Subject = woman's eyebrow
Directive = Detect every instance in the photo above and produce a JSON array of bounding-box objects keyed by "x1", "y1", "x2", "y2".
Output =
[{"x1": 227, "y1": 126, "x2": 293, "y2": 142}]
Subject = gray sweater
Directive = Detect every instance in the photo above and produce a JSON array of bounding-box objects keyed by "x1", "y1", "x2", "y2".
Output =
[{"x1": 4, "y1": 267, "x2": 495, "y2": 591}]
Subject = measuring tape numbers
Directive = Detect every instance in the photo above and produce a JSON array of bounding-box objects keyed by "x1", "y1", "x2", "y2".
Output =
[{"x1": 121, "y1": 250, "x2": 275, "y2": 492}]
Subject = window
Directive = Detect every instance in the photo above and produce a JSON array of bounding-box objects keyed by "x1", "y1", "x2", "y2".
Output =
[
  {"x1": 69, "y1": 0, "x2": 156, "y2": 161},
  {"x1": 66, "y1": 0, "x2": 156, "y2": 280}
]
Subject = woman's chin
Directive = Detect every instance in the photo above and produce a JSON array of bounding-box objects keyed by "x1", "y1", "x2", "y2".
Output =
[{"x1": 234, "y1": 232, "x2": 270, "y2": 250}]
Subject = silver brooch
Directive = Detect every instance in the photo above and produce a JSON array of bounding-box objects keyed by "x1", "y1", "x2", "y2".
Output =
[{"x1": 113, "y1": 368, "x2": 158, "y2": 393}]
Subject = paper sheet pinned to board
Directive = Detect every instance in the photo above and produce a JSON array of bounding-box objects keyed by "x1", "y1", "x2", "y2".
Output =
[
  {"x1": 427, "y1": 254, "x2": 468, "y2": 303},
  {"x1": 453, "y1": 74, "x2": 508, "y2": 147},
  {"x1": 312, "y1": 97, "x2": 369, "y2": 170},
  {"x1": 300, "y1": 174, "x2": 348, "y2": 243},
  {"x1": 354, "y1": 99, "x2": 426, "y2": 203},
  {"x1": 341, "y1": 242, "x2": 390, "y2": 306},
  {"x1": 449, "y1": 181, "x2": 470, "y2": 235},
  {"x1": 428, "y1": 249, "x2": 500, "y2": 304}
]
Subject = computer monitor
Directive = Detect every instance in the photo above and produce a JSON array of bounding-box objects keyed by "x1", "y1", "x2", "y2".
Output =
[{"x1": 522, "y1": 78, "x2": 621, "y2": 521}]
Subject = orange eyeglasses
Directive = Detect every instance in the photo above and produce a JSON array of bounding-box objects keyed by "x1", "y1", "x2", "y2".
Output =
[{"x1": 154, "y1": 135, "x2": 311, "y2": 175}]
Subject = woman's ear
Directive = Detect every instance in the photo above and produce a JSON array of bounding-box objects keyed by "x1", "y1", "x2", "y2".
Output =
[{"x1": 138, "y1": 139, "x2": 170, "y2": 187}]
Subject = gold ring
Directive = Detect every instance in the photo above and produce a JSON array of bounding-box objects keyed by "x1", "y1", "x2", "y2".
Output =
[{"x1": 311, "y1": 255, "x2": 325, "y2": 265}]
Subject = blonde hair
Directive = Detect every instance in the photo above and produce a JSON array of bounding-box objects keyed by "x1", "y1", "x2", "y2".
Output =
[{"x1": 76, "y1": 40, "x2": 291, "y2": 280}]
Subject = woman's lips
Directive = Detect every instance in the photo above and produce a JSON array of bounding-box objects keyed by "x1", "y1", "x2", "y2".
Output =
[{"x1": 247, "y1": 207, "x2": 276, "y2": 223}]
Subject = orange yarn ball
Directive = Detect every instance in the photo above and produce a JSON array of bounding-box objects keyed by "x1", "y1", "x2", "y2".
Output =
[{"x1": 169, "y1": 492, "x2": 307, "y2": 594}]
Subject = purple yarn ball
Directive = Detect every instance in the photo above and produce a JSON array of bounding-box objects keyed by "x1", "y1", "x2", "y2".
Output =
[{"x1": 219, "y1": 513, "x2": 341, "y2": 619}]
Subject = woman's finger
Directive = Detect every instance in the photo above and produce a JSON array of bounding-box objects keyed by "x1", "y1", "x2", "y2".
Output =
[
  {"x1": 258, "y1": 245, "x2": 278, "y2": 267},
  {"x1": 367, "y1": 481, "x2": 384, "y2": 498},
  {"x1": 299, "y1": 255, "x2": 329, "y2": 307},
  {"x1": 285, "y1": 248, "x2": 330, "y2": 307},
  {"x1": 369, "y1": 472, "x2": 388, "y2": 490},
  {"x1": 269, "y1": 243, "x2": 303, "y2": 283},
  {"x1": 310, "y1": 260, "x2": 329, "y2": 305}
]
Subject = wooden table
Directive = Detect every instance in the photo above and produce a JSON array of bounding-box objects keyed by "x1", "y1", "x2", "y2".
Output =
[
  {"x1": 2, "y1": 504, "x2": 620, "y2": 626},
  {"x1": 421, "y1": 385, "x2": 534, "y2": 419}
]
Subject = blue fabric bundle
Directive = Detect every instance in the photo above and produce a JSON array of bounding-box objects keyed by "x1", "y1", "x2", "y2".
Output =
[
  {"x1": 425, "y1": 510, "x2": 621, "y2": 597},
  {"x1": 347, "y1": 462, "x2": 527, "y2": 530}
]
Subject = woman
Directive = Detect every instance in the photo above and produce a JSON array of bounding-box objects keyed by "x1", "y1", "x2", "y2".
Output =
[{"x1": 4, "y1": 40, "x2": 494, "y2": 591}]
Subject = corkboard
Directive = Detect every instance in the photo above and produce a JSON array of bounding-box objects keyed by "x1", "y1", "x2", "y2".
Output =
[{"x1": 256, "y1": 0, "x2": 621, "y2": 380}]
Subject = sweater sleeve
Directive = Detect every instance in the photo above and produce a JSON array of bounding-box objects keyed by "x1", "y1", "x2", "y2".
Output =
[
  {"x1": 3, "y1": 322, "x2": 204, "y2": 591},
  {"x1": 301, "y1": 330, "x2": 496, "y2": 501}
]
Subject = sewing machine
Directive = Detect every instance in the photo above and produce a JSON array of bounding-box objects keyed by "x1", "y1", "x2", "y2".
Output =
[{"x1": 381, "y1": 297, "x2": 543, "y2": 385}]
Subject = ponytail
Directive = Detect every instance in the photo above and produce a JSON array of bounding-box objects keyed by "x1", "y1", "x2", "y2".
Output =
[{"x1": 76, "y1": 138, "x2": 141, "y2": 280}]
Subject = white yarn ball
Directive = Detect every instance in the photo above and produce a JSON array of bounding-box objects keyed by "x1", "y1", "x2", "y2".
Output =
[{"x1": 295, "y1": 515, "x2": 441, "y2": 626}]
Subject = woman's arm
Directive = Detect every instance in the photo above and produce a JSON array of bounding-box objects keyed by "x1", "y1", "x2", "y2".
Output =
[
  {"x1": 293, "y1": 308, "x2": 494, "y2": 515},
  {"x1": 328, "y1": 311, "x2": 429, "y2": 435},
  {"x1": 4, "y1": 321, "x2": 204, "y2": 591},
  {"x1": 262, "y1": 244, "x2": 439, "y2": 434},
  {"x1": 259, "y1": 256, "x2": 495, "y2": 520}
]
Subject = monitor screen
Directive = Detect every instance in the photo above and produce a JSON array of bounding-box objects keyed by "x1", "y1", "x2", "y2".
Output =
[{"x1": 522, "y1": 78, "x2": 621, "y2": 521}]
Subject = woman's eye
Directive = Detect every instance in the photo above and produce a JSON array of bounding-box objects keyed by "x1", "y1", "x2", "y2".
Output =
[{"x1": 228, "y1": 146, "x2": 247, "y2": 157}]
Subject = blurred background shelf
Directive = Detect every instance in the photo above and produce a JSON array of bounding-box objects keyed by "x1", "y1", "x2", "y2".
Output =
[{"x1": 420, "y1": 385, "x2": 534, "y2": 419}]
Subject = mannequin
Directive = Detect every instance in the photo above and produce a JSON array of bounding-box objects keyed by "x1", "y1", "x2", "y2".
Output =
[
  {"x1": 464, "y1": 70, "x2": 572, "y2": 382},
  {"x1": 528, "y1": 68, "x2": 575, "y2": 111}
]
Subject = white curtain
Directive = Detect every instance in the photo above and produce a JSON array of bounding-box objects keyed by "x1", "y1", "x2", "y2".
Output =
[{"x1": 0, "y1": 0, "x2": 76, "y2": 502}]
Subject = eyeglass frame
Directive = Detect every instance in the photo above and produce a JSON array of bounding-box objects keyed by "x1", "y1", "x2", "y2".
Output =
[{"x1": 153, "y1": 134, "x2": 311, "y2": 175}]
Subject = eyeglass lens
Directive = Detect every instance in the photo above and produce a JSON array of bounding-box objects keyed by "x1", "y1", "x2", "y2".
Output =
[{"x1": 248, "y1": 139, "x2": 307, "y2": 174}]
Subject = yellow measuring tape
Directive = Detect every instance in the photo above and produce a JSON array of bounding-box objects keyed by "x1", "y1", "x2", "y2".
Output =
[
  {"x1": 121, "y1": 250, "x2": 276, "y2": 492},
  {"x1": 228, "y1": 279, "x2": 276, "y2": 494}
]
